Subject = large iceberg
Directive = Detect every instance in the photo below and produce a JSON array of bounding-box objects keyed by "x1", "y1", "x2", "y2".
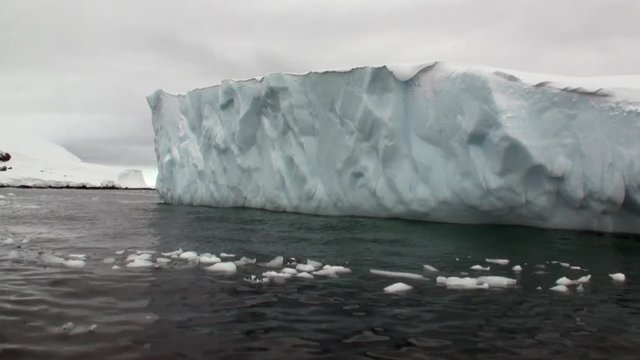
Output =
[{"x1": 148, "y1": 62, "x2": 640, "y2": 234}]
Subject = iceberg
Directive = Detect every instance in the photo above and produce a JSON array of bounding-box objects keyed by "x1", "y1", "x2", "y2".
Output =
[{"x1": 148, "y1": 62, "x2": 640, "y2": 234}]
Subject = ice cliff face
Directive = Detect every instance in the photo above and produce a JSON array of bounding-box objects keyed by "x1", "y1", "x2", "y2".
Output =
[{"x1": 148, "y1": 62, "x2": 640, "y2": 234}]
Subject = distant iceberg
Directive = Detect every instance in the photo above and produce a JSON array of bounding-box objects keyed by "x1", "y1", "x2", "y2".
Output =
[{"x1": 148, "y1": 61, "x2": 640, "y2": 234}]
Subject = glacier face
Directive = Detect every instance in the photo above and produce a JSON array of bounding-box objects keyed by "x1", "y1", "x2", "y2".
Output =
[{"x1": 148, "y1": 62, "x2": 640, "y2": 233}]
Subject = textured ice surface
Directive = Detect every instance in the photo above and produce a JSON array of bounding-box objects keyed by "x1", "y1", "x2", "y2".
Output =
[
  {"x1": 148, "y1": 62, "x2": 640, "y2": 233},
  {"x1": 383, "y1": 282, "x2": 413, "y2": 294}
]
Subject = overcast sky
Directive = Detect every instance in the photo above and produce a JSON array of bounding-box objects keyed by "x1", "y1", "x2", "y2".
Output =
[{"x1": 2, "y1": 0, "x2": 639, "y2": 168}]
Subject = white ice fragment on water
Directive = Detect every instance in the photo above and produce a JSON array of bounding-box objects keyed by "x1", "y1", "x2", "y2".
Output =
[
  {"x1": 477, "y1": 276, "x2": 517, "y2": 288},
  {"x1": 262, "y1": 271, "x2": 292, "y2": 279},
  {"x1": 296, "y1": 263, "x2": 316, "y2": 272},
  {"x1": 40, "y1": 253, "x2": 65, "y2": 265},
  {"x1": 136, "y1": 250, "x2": 156, "y2": 255},
  {"x1": 296, "y1": 272, "x2": 314, "y2": 279},
  {"x1": 485, "y1": 258, "x2": 510, "y2": 265},
  {"x1": 570, "y1": 266, "x2": 581, "y2": 270},
  {"x1": 102, "y1": 257, "x2": 116, "y2": 264},
  {"x1": 470, "y1": 265, "x2": 490, "y2": 271},
  {"x1": 62, "y1": 322, "x2": 74, "y2": 331},
  {"x1": 306, "y1": 259, "x2": 323, "y2": 270},
  {"x1": 322, "y1": 265, "x2": 352, "y2": 274},
  {"x1": 115, "y1": 250, "x2": 125, "y2": 255},
  {"x1": 383, "y1": 282, "x2": 413, "y2": 294},
  {"x1": 234, "y1": 256, "x2": 256, "y2": 266},
  {"x1": 2, "y1": 238, "x2": 15, "y2": 245},
  {"x1": 576, "y1": 275, "x2": 591, "y2": 284},
  {"x1": 512, "y1": 265, "x2": 523, "y2": 272},
  {"x1": 220, "y1": 252, "x2": 235, "y2": 258},
  {"x1": 205, "y1": 261, "x2": 237, "y2": 274},
  {"x1": 444, "y1": 277, "x2": 489, "y2": 290},
  {"x1": 68, "y1": 254, "x2": 86, "y2": 260},
  {"x1": 536, "y1": 286, "x2": 542, "y2": 290},
  {"x1": 312, "y1": 268, "x2": 340, "y2": 278},
  {"x1": 22, "y1": 238, "x2": 30, "y2": 244},
  {"x1": 199, "y1": 254, "x2": 221, "y2": 265},
  {"x1": 423, "y1": 264, "x2": 439, "y2": 272},
  {"x1": 7, "y1": 250, "x2": 19, "y2": 259},
  {"x1": 64, "y1": 259, "x2": 86, "y2": 268},
  {"x1": 369, "y1": 269, "x2": 425, "y2": 280},
  {"x1": 161, "y1": 249, "x2": 183, "y2": 257},
  {"x1": 179, "y1": 251, "x2": 198, "y2": 260},
  {"x1": 609, "y1": 273, "x2": 626, "y2": 282},
  {"x1": 261, "y1": 256, "x2": 284, "y2": 268},
  {"x1": 156, "y1": 257, "x2": 171, "y2": 264},
  {"x1": 281, "y1": 267, "x2": 298, "y2": 275},
  {"x1": 126, "y1": 258, "x2": 154, "y2": 268},
  {"x1": 577, "y1": 284, "x2": 585, "y2": 293},
  {"x1": 7, "y1": 193, "x2": 15, "y2": 197},
  {"x1": 559, "y1": 262, "x2": 571, "y2": 268},
  {"x1": 111, "y1": 265, "x2": 121, "y2": 270},
  {"x1": 555, "y1": 276, "x2": 578, "y2": 286},
  {"x1": 550, "y1": 285, "x2": 569, "y2": 293}
]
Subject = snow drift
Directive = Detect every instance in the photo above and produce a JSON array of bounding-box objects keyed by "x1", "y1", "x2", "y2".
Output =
[{"x1": 148, "y1": 62, "x2": 640, "y2": 234}]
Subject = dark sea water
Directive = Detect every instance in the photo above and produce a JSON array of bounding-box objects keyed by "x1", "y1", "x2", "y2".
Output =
[{"x1": 0, "y1": 188, "x2": 639, "y2": 359}]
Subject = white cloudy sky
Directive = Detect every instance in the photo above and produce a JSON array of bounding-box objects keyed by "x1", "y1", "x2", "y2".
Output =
[{"x1": 1, "y1": 0, "x2": 639, "y2": 168}]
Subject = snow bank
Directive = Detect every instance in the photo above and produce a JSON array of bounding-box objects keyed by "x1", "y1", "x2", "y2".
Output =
[{"x1": 148, "y1": 61, "x2": 640, "y2": 233}]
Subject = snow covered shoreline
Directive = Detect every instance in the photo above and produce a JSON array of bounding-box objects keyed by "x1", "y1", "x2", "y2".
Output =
[{"x1": 149, "y1": 61, "x2": 640, "y2": 234}]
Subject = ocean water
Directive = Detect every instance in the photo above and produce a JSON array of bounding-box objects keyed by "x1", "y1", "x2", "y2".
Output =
[{"x1": 0, "y1": 188, "x2": 639, "y2": 359}]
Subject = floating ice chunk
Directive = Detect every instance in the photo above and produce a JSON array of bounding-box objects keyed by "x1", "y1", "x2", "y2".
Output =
[
  {"x1": 555, "y1": 276, "x2": 578, "y2": 286},
  {"x1": 64, "y1": 259, "x2": 86, "y2": 268},
  {"x1": 2, "y1": 238, "x2": 15, "y2": 245},
  {"x1": 68, "y1": 254, "x2": 86, "y2": 260},
  {"x1": 512, "y1": 265, "x2": 523, "y2": 272},
  {"x1": 550, "y1": 285, "x2": 569, "y2": 292},
  {"x1": 156, "y1": 257, "x2": 171, "y2": 264},
  {"x1": 369, "y1": 269, "x2": 425, "y2": 280},
  {"x1": 244, "y1": 275, "x2": 269, "y2": 284},
  {"x1": 262, "y1": 270, "x2": 292, "y2": 279},
  {"x1": 126, "y1": 258, "x2": 154, "y2": 268},
  {"x1": 609, "y1": 273, "x2": 626, "y2": 282},
  {"x1": 296, "y1": 263, "x2": 316, "y2": 272},
  {"x1": 322, "y1": 265, "x2": 352, "y2": 274},
  {"x1": 261, "y1": 256, "x2": 284, "y2": 268},
  {"x1": 40, "y1": 253, "x2": 65, "y2": 265},
  {"x1": 21, "y1": 238, "x2": 30, "y2": 244},
  {"x1": 445, "y1": 277, "x2": 489, "y2": 290},
  {"x1": 296, "y1": 272, "x2": 314, "y2": 279},
  {"x1": 383, "y1": 282, "x2": 413, "y2": 294},
  {"x1": 7, "y1": 250, "x2": 19, "y2": 259},
  {"x1": 577, "y1": 284, "x2": 585, "y2": 292},
  {"x1": 423, "y1": 264, "x2": 439, "y2": 272},
  {"x1": 312, "y1": 268, "x2": 340, "y2": 278},
  {"x1": 281, "y1": 267, "x2": 298, "y2": 275},
  {"x1": 477, "y1": 276, "x2": 517, "y2": 288},
  {"x1": 485, "y1": 258, "x2": 510, "y2": 265},
  {"x1": 136, "y1": 250, "x2": 156, "y2": 255},
  {"x1": 436, "y1": 276, "x2": 448, "y2": 285},
  {"x1": 570, "y1": 266, "x2": 581, "y2": 270},
  {"x1": 161, "y1": 249, "x2": 183, "y2": 257},
  {"x1": 7, "y1": 193, "x2": 15, "y2": 197},
  {"x1": 0, "y1": 194, "x2": 4, "y2": 199},
  {"x1": 62, "y1": 322, "x2": 74, "y2": 331},
  {"x1": 535, "y1": 264, "x2": 546, "y2": 269},
  {"x1": 115, "y1": 250, "x2": 125, "y2": 255},
  {"x1": 205, "y1": 262, "x2": 237, "y2": 274},
  {"x1": 559, "y1": 262, "x2": 571, "y2": 268},
  {"x1": 102, "y1": 257, "x2": 116, "y2": 264},
  {"x1": 576, "y1": 275, "x2": 591, "y2": 284},
  {"x1": 199, "y1": 254, "x2": 221, "y2": 265},
  {"x1": 306, "y1": 259, "x2": 323, "y2": 270},
  {"x1": 470, "y1": 265, "x2": 490, "y2": 271},
  {"x1": 111, "y1": 265, "x2": 121, "y2": 270},
  {"x1": 179, "y1": 251, "x2": 198, "y2": 260},
  {"x1": 234, "y1": 256, "x2": 256, "y2": 266},
  {"x1": 220, "y1": 252, "x2": 235, "y2": 258},
  {"x1": 536, "y1": 286, "x2": 542, "y2": 290}
]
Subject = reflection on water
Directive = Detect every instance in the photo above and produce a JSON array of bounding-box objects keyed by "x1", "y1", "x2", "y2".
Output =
[{"x1": 0, "y1": 188, "x2": 639, "y2": 359}]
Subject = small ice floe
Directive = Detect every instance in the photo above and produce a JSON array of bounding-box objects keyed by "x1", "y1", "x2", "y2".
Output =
[
  {"x1": 156, "y1": 257, "x2": 171, "y2": 265},
  {"x1": 179, "y1": 251, "x2": 198, "y2": 260},
  {"x1": 7, "y1": 193, "x2": 15, "y2": 197},
  {"x1": 577, "y1": 284, "x2": 585, "y2": 293},
  {"x1": 296, "y1": 263, "x2": 316, "y2": 272},
  {"x1": 220, "y1": 252, "x2": 235, "y2": 258},
  {"x1": 136, "y1": 250, "x2": 156, "y2": 255},
  {"x1": 22, "y1": 238, "x2": 30, "y2": 244},
  {"x1": 455, "y1": 258, "x2": 460, "y2": 261},
  {"x1": 281, "y1": 267, "x2": 298, "y2": 275},
  {"x1": 0, "y1": 194, "x2": 4, "y2": 199},
  {"x1": 244, "y1": 275, "x2": 269, "y2": 285},
  {"x1": 536, "y1": 286, "x2": 542, "y2": 290},
  {"x1": 570, "y1": 266, "x2": 581, "y2": 270},
  {"x1": 423, "y1": 264, "x2": 439, "y2": 272},
  {"x1": 40, "y1": 253, "x2": 65, "y2": 266},
  {"x1": 2, "y1": 238, "x2": 15, "y2": 245},
  {"x1": 437, "y1": 276, "x2": 489, "y2": 290},
  {"x1": 296, "y1": 272, "x2": 314, "y2": 279},
  {"x1": 68, "y1": 254, "x2": 86, "y2": 260},
  {"x1": 64, "y1": 259, "x2": 86, "y2": 268},
  {"x1": 205, "y1": 262, "x2": 237, "y2": 274},
  {"x1": 535, "y1": 264, "x2": 546, "y2": 269},
  {"x1": 312, "y1": 265, "x2": 351, "y2": 278},
  {"x1": 260, "y1": 256, "x2": 284, "y2": 268},
  {"x1": 199, "y1": 254, "x2": 221, "y2": 265},
  {"x1": 550, "y1": 285, "x2": 569, "y2": 293},
  {"x1": 609, "y1": 273, "x2": 626, "y2": 282},
  {"x1": 477, "y1": 276, "x2": 517, "y2": 288},
  {"x1": 383, "y1": 282, "x2": 413, "y2": 294},
  {"x1": 555, "y1": 276, "x2": 578, "y2": 286},
  {"x1": 62, "y1": 322, "x2": 75, "y2": 331},
  {"x1": 115, "y1": 250, "x2": 125, "y2": 255},
  {"x1": 7, "y1": 250, "x2": 19, "y2": 259},
  {"x1": 234, "y1": 256, "x2": 256, "y2": 266},
  {"x1": 485, "y1": 258, "x2": 510, "y2": 265},
  {"x1": 161, "y1": 249, "x2": 183, "y2": 257},
  {"x1": 369, "y1": 269, "x2": 425, "y2": 280},
  {"x1": 470, "y1": 265, "x2": 490, "y2": 271},
  {"x1": 576, "y1": 275, "x2": 591, "y2": 284},
  {"x1": 262, "y1": 270, "x2": 292, "y2": 279},
  {"x1": 307, "y1": 259, "x2": 323, "y2": 270},
  {"x1": 559, "y1": 262, "x2": 571, "y2": 268},
  {"x1": 126, "y1": 253, "x2": 152, "y2": 263},
  {"x1": 126, "y1": 258, "x2": 154, "y2": 268},
  {"x1": 102, "y1": 257, "x2": 116, "y2": 264},
  {"x1": 111, "y1": 265, "x2": 121, "y2": 270},
  {"x1": 512, "y1": 265, "x2": 523, "y2": 272}
]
